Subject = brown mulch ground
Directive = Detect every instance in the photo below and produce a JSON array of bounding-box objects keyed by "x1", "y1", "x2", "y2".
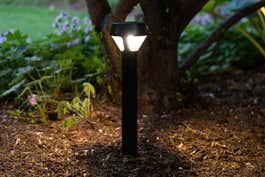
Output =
[{"x1": 0, "y1": 69, "x2": 265, "y2": 177}]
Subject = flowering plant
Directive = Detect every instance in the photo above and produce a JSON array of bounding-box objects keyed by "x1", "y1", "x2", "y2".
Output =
[{"x1": 52, "y1": 11, "x2": 93, "y2": 45}]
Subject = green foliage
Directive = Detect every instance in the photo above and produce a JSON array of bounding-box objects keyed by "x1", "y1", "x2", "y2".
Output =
[
  {"x1": 179, "y1": 0, "x2": 264, "y2": 81},
  {"x1": 107, "y1": 85, "x2": 114, "y2": 101},
  {"x1": 220, "y1": 0, "x2": 257, "y2": 14},
  {"x1": 0, "y1": 12, "x2": 104, "y2": 123},
  {"x1": 202, "y1": 0, "x2": 228, "y2": 14},
  {"x1": 9, "y1": 109, "x2": 23, "y2": 117},
  {"x1": 179, "y1": 23, "x2": 262, "y2": 75},
  {"x1": 0, "y1": 13, "x2": 105, "y2": 101},
  {"x1": 61, "y1": 117, "x2": 77, "y2": 128},
  {"x1": 220, "y1": 0, "x2": 265, "y2": 58},
  {"x1": 203, "y1": 0, "x2": 259, "y2": 14},
  {"x1": 57, "y1": 82, "x2": 95, "y2": 120},
  {"x1": 107, "y1": 0, "x2": 119, "y2": 8}
]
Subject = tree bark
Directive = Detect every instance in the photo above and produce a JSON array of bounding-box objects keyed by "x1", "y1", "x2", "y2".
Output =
[
  {"x1": 86, "y1": 0, "x2": 139, "y2": 103},
  {"x1": 137, "y1": 0, "x2": 210, "y2": 114},
  {"x1": 85, "y1": 0, "x2": 208, "y2": 114}
]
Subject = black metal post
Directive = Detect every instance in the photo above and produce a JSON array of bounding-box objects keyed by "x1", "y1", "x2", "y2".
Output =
[{"x1": 121, "y1": 51, "x2": 137, "y2": 156}]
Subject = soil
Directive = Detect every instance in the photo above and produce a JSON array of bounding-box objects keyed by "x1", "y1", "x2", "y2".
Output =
[{"x1": 0, "y1": 68, "x2": 265, "y2": 177}]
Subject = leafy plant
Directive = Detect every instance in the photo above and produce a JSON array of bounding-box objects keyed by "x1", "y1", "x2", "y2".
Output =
[
  {"x1": 9, "y1": 109, "x2": 23, "y2": 117},
  {"x1": 179, "y1": 23, "x2": 262, "y2": 75},
  {"x1": 0, "y1": 12, "x2": 105, "y2": 100},
  {"x1": 238, "y1": 10, "x2": 265, "y2": 58},
  {"x1": 57, "y1": 82, "x2": 95, "y2": 127},
  {"x1": 202, "y1": 0, "x2": 264, "y2": 59},
  {"x1": 219, "y1": 0, "x2": 265, "y2": 58},
  {"x1": 0, "y1": 12, "x2": 105, "y2": 123},
  {"x1": 61, "y1": 117, "x2": 77, "y2": 128}
]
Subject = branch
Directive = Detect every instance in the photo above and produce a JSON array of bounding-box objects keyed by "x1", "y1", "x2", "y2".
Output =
[
  {"x1": 179, "y1": 0, "x2": 265, "y2": 73},
  {"x1": 178, "y1": 0, "x2": 209, "y2": 31},
  {"x1": 100, "y1": 0, "x2": 140, "y2": 32},
  {"x1": 114, "y1": 0, "x2": 140, "y2": 21},
  {"x1": 85, "y1": 0, "x2": 111, "y2": 31},
  {"x1": 85, "y1": 0, "x2": 139, "y2": 32},
  {"x1": 140, "y1": 0, "x2": 164, "y2": 35}
]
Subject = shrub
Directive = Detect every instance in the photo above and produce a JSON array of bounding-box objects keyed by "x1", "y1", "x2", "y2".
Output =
[
  {"x1": 0, "y1": 12, "x2": 105, "y2": 100},
  {"x1": 179, "y1": 23, "x2": 263, "y2": 75},
  {"x1": 0, "y1": 12, "x2": 105, "y2": 122}
]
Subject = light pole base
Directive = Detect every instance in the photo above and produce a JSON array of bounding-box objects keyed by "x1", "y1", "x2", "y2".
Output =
[{"x1": 121, "y1": 51, "x2": 138, "y2": 156}]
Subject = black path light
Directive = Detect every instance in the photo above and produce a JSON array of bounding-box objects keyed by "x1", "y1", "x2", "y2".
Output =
[{"x1": 110, "y1": 22, "x2": 147, "y2": 156}]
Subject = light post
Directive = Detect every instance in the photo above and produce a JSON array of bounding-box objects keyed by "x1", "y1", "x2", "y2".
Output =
[{"x1": 110, "y1": 22, "x2": 147, "y2": 156}]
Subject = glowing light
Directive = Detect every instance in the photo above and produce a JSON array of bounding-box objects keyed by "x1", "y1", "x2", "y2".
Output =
[
  {"x1": 112, "y1": 36, "x2": 125, "y2": 51},
  {"x1": 126, "y1": 35, "x2": 147, "y2": 52}
]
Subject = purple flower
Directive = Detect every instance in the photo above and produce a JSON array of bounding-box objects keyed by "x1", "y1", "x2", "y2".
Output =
[
  {"x1": 55, "y1": 15, "x2": 63, "y2": 22},
  {"x1": 61, "y1": 11, "x2": 69, "y2": 19},
  {"x1": 84, "y1": 36, "x2": 90, "y2": 43},
  {"x1": 84, "y1": 27, "x2": 92, "y2": 34},
  {"x1": 71, "y1": 16, "x2": 80, "y2": 30},
  {"x1": 59, "y1": 23, "x2": 68, "y2": 35},
  {"x1": 53, "y1": 15, "x2": 63, "y2": 29},
  {"x1": 192, "y1": 13, "x2": 213, "y2": 25},
  {"x1": 0, "y1": 36, "x2": 6, "y2": 44},
  {"x1": 83, "y1": 17, "x2": 91, "y2": 25}
]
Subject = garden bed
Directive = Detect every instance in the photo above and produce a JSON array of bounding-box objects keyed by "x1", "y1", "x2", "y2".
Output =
[{"x1": 0, "y1": 69, "x2": 265, "y2": 176}]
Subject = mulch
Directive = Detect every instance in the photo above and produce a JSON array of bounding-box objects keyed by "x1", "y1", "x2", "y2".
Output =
[{"x1": 0, "y1": 69, "x2": 265, "y2": 177}]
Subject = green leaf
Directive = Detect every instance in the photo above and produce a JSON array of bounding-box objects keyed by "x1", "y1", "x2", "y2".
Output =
[
  {"x1": 107, "y1": 85, "x2": 113, "y2": 98},
  {"x1": 9, "y1": 109, "x2": 23, "y2": 117},
  {"x1": 61, "y1": 117, "x2": 78, "y2": 128},
  {"x1": 1, "y1": 79, "x2": 25, "y2": 97},
  {"x1": 71, "y1": 97, "x2": 81, "y2": 112},
  {"x1": 83, "y1": 82, "x2": 95, "y2": 98}
]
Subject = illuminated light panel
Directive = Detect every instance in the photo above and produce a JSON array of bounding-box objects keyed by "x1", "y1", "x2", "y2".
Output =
[
  {"x1": 126, "y1": 35, "x2": 147, "y2": 52},
  {"x1": 112, "y1": 36, "x2": 125, "y2": 51}
]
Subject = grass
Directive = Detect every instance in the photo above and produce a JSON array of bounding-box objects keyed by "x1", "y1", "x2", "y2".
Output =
[{"x1": 0, "y1": 5, "x2": 86, "y2": 39}]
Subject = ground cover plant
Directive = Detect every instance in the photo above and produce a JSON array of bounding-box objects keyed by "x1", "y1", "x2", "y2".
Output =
[
  {"x1": 0, "y1": 11, "x2": 105, "y2": 123},
  {"x1": 179, "y1": 24, "x2": 263, "y2": 75}
]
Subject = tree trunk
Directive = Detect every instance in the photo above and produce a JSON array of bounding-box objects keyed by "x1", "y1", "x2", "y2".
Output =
[
  {"x1": 85, "y1": 0, "x2": 208, "y2": 114},
  {"x1": 101, "y1": 29, "x2": 122, "y2": 103},
  {"x1": 138, "y1": 36, "x2": 179, "y2": 114},
  {"x1": 137, "y1": 0, "x2": 183, "y2": 115},
  {"x1": 84, "y1": 0, "x2": 263, "y2": 115}
]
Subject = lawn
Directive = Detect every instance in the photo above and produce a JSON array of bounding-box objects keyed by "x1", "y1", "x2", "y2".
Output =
[{"x1": 0, "y1": 5, "x2": 86, "y2": 39}]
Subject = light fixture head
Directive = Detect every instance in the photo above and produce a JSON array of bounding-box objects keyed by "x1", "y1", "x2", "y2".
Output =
[
  {"x1": 111, "y1": 22, "x2": 147, "y2": 52},
  {"x1": 111, "y1": 22, "x2": 147, "y2": 36}
]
